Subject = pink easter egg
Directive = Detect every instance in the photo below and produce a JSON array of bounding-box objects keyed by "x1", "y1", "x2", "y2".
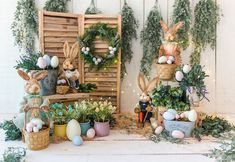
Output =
[
  {"x1": 172, "y1": 130, "x2": 185, "y2": 139},
  {"x1": 175, "y1": 114, "x2": 180, "y2": 120},
  {"x1": 26, "y1": 123, "x2": 33, "y2": 133},
  {"x1": 175, "y1": 71, "x2": 184, "y2": 81},
  {"x1": 37, "y1": 57, "x2": 47, "y2": 69}
]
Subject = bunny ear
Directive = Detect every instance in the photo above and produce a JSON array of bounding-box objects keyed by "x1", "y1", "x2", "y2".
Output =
[
  {"x1": 63, "y1": 41, "x2": 70, "y2": 58},
  {"x1": 160, "y1": 20, "x2": 169, "y2": 32},
  {"x1": 146, "y1": 77, "x2": 159, "y2": 93},
  {"x1": 18, "y1": 70, "x2": 30, "y2": 81},
  {"x1": 33, "y1": 70, "x2": 48, "y2": 81},
  {"x1": 173, "y1": 21, "x2": 184, "y2": 33},
  {"x1": 70, "y1": 42, "x2": 79, "y2": 60},
  {"x1": 138, "y1": 73, "x2": 147, "y2": 92}
]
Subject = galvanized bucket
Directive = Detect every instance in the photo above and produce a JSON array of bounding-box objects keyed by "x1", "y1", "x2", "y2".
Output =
[
  {"x1": 164, "y1": 120, "x2": 195, "y2": 137},
  {"x1": 40, "y1": 69, "x2": 58, "y2": 96}
]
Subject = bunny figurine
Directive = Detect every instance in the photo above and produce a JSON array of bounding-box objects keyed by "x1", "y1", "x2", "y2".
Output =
[
  {"x1": 159, "y1": 20, "x2": 184, "y2": 65},
  {"x1": 60, "y1": 41, "x2": 80, "y2": 90},
  {"x1": 13, "y1": 70, "x2": 50, "y2": 130},
  {"x1": 134, "y1": 73, "x2": 159, "y2": 127}
]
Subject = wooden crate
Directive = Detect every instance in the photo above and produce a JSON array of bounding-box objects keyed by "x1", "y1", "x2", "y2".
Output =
[{"x1": 39, "y1": 11, "x2": 121, "y2": 112}]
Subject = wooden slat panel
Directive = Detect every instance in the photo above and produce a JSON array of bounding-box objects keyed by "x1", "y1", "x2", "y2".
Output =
[
  {"x1": 44, "y1": 37, "x2": 77, "y2": 43},
  {"x1": 84, "y1": 67, "x2": 117, "y2": 73},
  {"x1": 85, "y1": 72, "x2": 117, "y2": 78},
  {"x1": 44, "y1": 16, "x2": 78, "y2": 25},
  {"x1": 44, "y1": 31, "x2": 78, "y2": 37},
  {"x1": 85, "y1": 77, "x2": 117, "y2": 82}
]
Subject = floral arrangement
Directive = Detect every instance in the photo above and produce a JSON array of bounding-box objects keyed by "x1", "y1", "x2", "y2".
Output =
[
  {"x1": 0, "y1": 120, "x2": 22, "y2": 141},
  {"x1": 190, "y1": 0, "x2": 221, "y2": 65},
  {"x1": 93, "y1": 101, "x2": 116, "y2": 122},
  {"x1": 49, "y1": 103, "x2": 77, "y2": 125},
  {"x1": 152, "y1": 84, "x2": 190, "y2": 111},
  {"x1": 1, "y1": 147, "x2": 26, "y2": 162},
  {"x1": 74, "y1": 101, "x2": 94, "y2": 123},
  {"x1": 121, "y1": 0, "x2": 139, "y2": 79},
  {"x1": 11, "y1": 0, "x2": 38, "y2": 52},
  {"x1": 175, "y1": 64, "x2": 209, "y2": 99},
  {"x1": 140, "y1": 1, "x2": 162, "y2": 77},
  {"x1": 172, "y1": 0, "x2": 192, "y2": 50},
  {"x1": 44, "y1": 0, "x2": 70, "y2": 12}
]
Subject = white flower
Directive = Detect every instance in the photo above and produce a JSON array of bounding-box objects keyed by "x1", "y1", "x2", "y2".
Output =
[
  {"x1": 82, "y1": 47, "x2": 86, "y2": 52},
  {"x1": 93, "y1": 57, "x2": 97, "y2": 62},
  {"x1": 95, "y1": 107, "x2": 100, "y2": 112},
  {"x1": 86, "y1": 47, "x2": 90, "y2": 52},
  {"x1": 84, "y1": 51, "x2": 89, "y2": 55},
  {"x1": 110, "y1": 51, "x2": 114, "y2": 55},
  {"x1": 95, "y1": 61, "x2": 99, "y2": 65},
  {"x1": 112, "y1": 47, "x2": 117, "y2": 52},
  {"x1": 97, "y1": 58, "x2": 102, "y2": 63},
  {"x1": 108, "y1": 46, "x2": 113, "y2": 51}
]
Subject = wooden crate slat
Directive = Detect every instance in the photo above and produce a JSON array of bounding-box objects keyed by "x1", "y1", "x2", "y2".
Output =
[
  {"x1": 85, "y1": 72, "x2": 117, "y2": 78},
  {"x1": 84, "y1": 67, "x2": 117, "y2": 73},
  {"x1": 44, "y1": 16, "x2": 78, "y2": 25},
  {"x1": 85, "y1": 77, "x2": 117, "y2": 82},
  {"x1": 44, "y1": 37, "x2": 77, "y2": 43},
  {"x1": 44, "y1": 31, "x2": 78, "y2": 37}
]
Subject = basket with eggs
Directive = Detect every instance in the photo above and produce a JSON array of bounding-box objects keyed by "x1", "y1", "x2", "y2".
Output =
[{"x1": 155, "y1": 55, "x2": 178, "y2": 80}]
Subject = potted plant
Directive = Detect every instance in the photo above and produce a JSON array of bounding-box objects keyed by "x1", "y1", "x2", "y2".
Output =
[
  {"x1": 74, "y1": 101, "x2": 94, "y2": 135},
  {"x1": 175, "y1": 64, "x2": 209, "y2": 107},
  {"x1": 49, "y1": 103, "x2": 74, "y2": 138},
  {"x1": 92, "y1": 101, "x2": 116, "y2": 137},
  {"x1": 15, "y1": 52, "x2": 59, "y2": 96}
]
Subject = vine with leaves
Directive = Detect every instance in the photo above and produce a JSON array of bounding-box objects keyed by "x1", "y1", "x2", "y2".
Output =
[
  {"x1": 11, "y1": 0, "x2": 38, "y2": 52},
  {"x1": 172, "y1": 0, "x2": 192, "y2": 50},
  {"x1": 85, "y1": 0, "x2": 102, "y2": 14},
  {"x1": 190, "y1": 0, "x2": 220, "y2": 65},
  {"x1": 44, "y1": 0, "x2": 70, "y2": 12},
  {"x1": 140, "y1": 1, "x2": 162, "y2": 78},
  {"x1": 121, "y1": 0, "x2": 139, "y2": 79}
]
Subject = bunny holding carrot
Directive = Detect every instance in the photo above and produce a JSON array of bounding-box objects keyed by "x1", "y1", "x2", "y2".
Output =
[{"x1": 134, "y1": 73, "x2": 159, "y2": 127}]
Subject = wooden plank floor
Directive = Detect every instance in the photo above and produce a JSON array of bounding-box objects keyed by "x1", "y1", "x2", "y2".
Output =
[{"x1": 1, "y1": 113, "x2": 234, "y2": 162}]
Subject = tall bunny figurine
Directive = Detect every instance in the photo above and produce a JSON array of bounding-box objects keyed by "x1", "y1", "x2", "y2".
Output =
[
  {"x1": 159, "y1": 20, "x2": 184, "y2": 65},
  {"x1": 60, "y1": 41, "x2": 80, "y2": 90},
  {"x1": 134, "y1": 73, "x2": 159, "y2": 127},
  {"x1": 13, "y1": 70, "x2": 50, "y2": 130}
]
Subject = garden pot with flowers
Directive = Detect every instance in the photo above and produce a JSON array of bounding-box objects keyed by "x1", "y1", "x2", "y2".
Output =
[
  {"x1": 175, "y1": 64, "x2": 209, "y2": 107},
  {"x1": 49, "y1": 103, "x2": 75, "y2": 138},
  {"x1": 74, "y1": 101, "x2": 94, "y2": 135},
  {"x1": 93, "y1": 101, "x2": 116, "y2": 137}
]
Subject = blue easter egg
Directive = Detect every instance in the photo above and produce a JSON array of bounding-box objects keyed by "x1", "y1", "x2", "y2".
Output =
[
  {"x1": 167, "y1": 109, "x2": 177, "y2": 116},
  {"x1": 163, "y1": 112, "x2": 175, "y2": 121},
  {"x1": 72, "y1": 136, "x2": 83, "y2": 146}
]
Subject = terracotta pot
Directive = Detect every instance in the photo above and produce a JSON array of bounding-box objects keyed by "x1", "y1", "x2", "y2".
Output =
[
  {"x1": 54, "y1": 124, "x2": 67, "y2": 137},
  {"x1": 94, "y1": 121, "x2": 110, "y2": 137},
  {"x1": 80, "y1": 122, "x2": 91, "y2": 135}
]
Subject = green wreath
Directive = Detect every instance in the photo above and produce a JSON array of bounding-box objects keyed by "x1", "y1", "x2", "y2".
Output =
[{"x1": 78, "y1": 23, "x2": 121, "y2": 70}]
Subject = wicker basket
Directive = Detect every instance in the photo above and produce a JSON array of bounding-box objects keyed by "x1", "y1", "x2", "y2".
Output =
[
  {"x1": 56, "y1": 85, "x2": 69, "y2": 94},
  {"x1": 23, "y1": 107, "x2": 50, "y2": 150},
  {"x1": 155, "y1": 64, "x2": 177, "y2": 80}
]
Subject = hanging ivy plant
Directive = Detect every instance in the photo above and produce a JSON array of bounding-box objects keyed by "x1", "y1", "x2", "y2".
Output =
[
  {"x1": 190, "y1": 0, "x2": 220, "y2": 65},
  {"x1": 85, "y1": 0, "x2": 102, "y2": 14},
  {"x1": 172, "y1": 0, "x2": 192, "y2": 50},
  {"x1": 140, "y1": 1, "x2": 162, "y2": 77},
  {"x1": 11, "y1": 0, "x2": 38, "y2": 52},
  {"x1": 44, "y1": 0, "x2": 70, "y2": 12},
  {"x1": 121, "y1": 0, "x2": 139, "y2": 79}
]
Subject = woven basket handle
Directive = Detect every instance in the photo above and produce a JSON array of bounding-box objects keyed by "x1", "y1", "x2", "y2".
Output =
[{"x1": 23, "y1": 105, "x2": 50, "y2": 131}]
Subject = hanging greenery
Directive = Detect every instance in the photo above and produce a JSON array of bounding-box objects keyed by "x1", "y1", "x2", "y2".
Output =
[
  {"x1": 121, "y1": 0, "x2": 139, "y2": 79},
  {"x1": 11, "y1": 0, "x2": 38, "y2": 52},
  {"x1": 85, "y1": 0, "x2": 102, "y2": 14},
  {"x1": 140, "y1": 1, "x2": 162, "y2": 77},
  {"x1": 0, "y1": 120, "x2": 22, "y2": 141},
  {"x1": 172, "y1": 0, "x2": 192, "y2": 50},
  {"x1": 44, "y1": 0, "x2": 70, "y2": 12},
  {"x1": 190, "y1": 0, "x2": 220, "y2": 65},
  {"x1": 78, "y1": 23, "x2": 121, "y2": 70}
]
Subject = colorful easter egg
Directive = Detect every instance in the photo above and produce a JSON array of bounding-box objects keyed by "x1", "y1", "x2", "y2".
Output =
[
  {"x1": 183, "y1": 64, "x2": 191, "y2": 73},
  {"x1": 175, "y1": 71, "x2": 184, "y2": 81},
  {"x1": 86, "y1": 128, "x2": 96, "y2": 139},
  {"x1": 167, "y1": 60, "x2": 172, "y2": 64},
  {"x1": 37, "y1": 57, "x2": 47, "y2": 69},
  {"x1": 43, "y1": 55, "x2": 51, "y2": 66},
  {"x1": 167, "y1": 109, "x2": 177, "y2": 116},
  {"x1": 50, "y1": 56, "x2": 59, "y2": 68},
  {"x1": 158, "y1": 56, "x2": 167, "y2": 64},
  {"x1": 188, "y1": 110, "x2": 198, "y2": 122},
  {"x1": 163, "y1": 112, "x2": 175, "y2": 121},
  {"x1": 66, "y1": 119, "x2": 81, "y2": 141},
  {"x1": 172, "y1": 130, "x2": 185, "y2": 139},
  {"x1": 168, "y1": 56, "x2": 175, "y2": 62},
  {"x1": 155, "y1": 126, "x2": 164, "y2": 135},
  {"x1": 33, "y1": 127, "x2": 39, "y2": 133},
  {"x1": 72, "y1": 136, "x2": 83, "y2": 146}
]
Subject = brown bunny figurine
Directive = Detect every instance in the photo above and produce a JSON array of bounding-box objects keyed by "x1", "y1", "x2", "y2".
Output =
[
  {"x1": 159, "y1": 20, "x2": 184, "y2": 65},
  {"x1": 134, "y1": 73, "x2": 159, "y2": 127},
  {"x1": 13, "y1": 70, "x2": 50, "y2": 130},
  {"x1": 60, "y1": 41, "x2": 80, "y2": 90}
]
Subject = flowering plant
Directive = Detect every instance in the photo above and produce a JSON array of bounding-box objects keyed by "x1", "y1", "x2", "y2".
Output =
[
  {"x1": 92, "y1": 101, "x2": 116, "y2": 122},
  {"x1": 49, "y1": 103, "x2": 77, "y2": 125},
  {"x1": 74, "y1": 101, "x2": 94, "y2": 123}
]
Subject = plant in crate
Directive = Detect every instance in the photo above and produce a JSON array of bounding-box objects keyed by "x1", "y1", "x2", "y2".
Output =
[
  {"x1": 15, "y1": 52, "x2": 59, "y2": 96},
  {"x1": 92, "y1": 101, "x2": 116, "y2": 137},
  {"x1": 74, "y1": 101, "x2": 94, "y2": 135},
  {"x1": 49, "y1": 103, "x2": 75, "y2": 138},
  {"x1": 175, "y1": 64, "x2": 209, "y2": 107}
]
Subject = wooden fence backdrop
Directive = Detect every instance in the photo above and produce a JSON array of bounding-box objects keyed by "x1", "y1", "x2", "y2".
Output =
[{"x1": 39, "y1": 11, "x2": 121, "y2": 112}]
